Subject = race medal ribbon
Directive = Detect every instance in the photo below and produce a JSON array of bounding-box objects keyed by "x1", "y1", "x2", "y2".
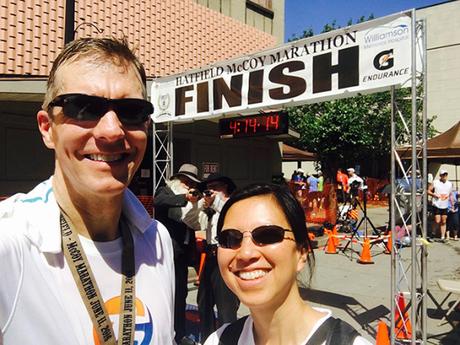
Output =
[{"x1": 60, "y1": 212, "x2": 135, "y2": 345}]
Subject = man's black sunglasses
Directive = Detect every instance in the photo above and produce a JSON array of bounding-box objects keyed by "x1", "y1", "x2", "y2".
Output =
[
  {"x1": 217, "y1": 225, "x2": 294, "y2": 249},
  {"x1": 49, "y1": 93, "x2": 153, "y2": 125}
]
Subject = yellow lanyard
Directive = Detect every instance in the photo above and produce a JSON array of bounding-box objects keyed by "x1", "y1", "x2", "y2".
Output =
[{"x1": 60, "y1": 212, "x2": 135, "y2": 345}]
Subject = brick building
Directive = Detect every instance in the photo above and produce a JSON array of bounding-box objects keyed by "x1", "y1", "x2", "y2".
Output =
[{"x1": 0, "y1": 0, "x2": 285, "y2": 195}]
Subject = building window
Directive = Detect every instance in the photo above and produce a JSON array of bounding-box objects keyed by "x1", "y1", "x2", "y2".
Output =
[
  {"x1": 246, "y1": 1, "x2": 274, "y2": 35},
  {"x1": 248, "y1": 0, "x2": 272, "y2": 11}
]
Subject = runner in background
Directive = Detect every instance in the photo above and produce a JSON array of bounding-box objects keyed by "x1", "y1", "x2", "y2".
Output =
[
  {"x1": 447, "y1": 188, "x2": 459, "y2": 241},
  {"x1": 336, "y1": 168, "x2": 349, "y2": 203},
  {"x1": 428, "y1": 169, "x2": 453, "y2": 242}
]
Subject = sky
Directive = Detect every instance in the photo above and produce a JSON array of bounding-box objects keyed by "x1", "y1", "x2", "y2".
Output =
[{"x1": 284, "y1": 0, "x2": 448, "y2": 41}]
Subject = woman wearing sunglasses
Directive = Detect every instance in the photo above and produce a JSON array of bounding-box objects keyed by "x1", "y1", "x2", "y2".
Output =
[{"x1": 203, "y1": 183, "x2": 372, "y2": 345}]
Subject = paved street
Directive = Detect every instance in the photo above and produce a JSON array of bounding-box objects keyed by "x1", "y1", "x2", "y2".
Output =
[
  {"x1": 186, "y1": 206, "x2": 460, "y2": 344},
  {"x1": 307, "y1": 220, "x2": 460, "y2": 344}
]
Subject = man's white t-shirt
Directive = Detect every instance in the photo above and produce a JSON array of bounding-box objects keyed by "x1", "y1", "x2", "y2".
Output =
[
  {"x1": 204, "y1": 308, "x2": 373, "y2": 345},
  {"x1": 348, "y1": 175, "x2": 364, "y2": 189},
  {"x1": 432, "y1": 179, "x2": 452, "y2": 209},
  {"x1": 0, "y1": 178, "x2": 175, "y2": 345}
]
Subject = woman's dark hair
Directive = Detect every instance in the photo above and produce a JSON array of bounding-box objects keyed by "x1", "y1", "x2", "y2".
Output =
[{"x1": 217, "y1": 182, "x2": 315, "y2": 281}]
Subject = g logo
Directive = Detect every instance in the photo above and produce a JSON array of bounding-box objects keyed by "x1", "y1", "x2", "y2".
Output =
[{"x1": 373, "y1": 49, "x2": 394, "y2": 71}]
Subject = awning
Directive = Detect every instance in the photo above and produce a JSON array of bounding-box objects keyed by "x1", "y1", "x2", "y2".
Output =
[
  {"x1": 397, "y1": 121, "x2": 460, "y2": 163},
  {"x1": 282, "y1": 144, "x2": 317, "y2": 161}
]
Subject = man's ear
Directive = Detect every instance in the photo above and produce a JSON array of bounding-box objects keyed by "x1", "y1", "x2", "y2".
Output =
[
  {"x1": 143, "y1": 117, "x2": 152, "y2": 132},
  {"x1": 37, "y1": 110, "x2": 55, "y2": 149}
]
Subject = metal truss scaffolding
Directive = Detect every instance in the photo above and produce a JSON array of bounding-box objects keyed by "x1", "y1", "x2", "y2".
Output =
[
  {"x1": 390, "y1": 13, "x2": 427, "y2": 344},
  {"x1": 152, "y1": 121, "x2": 173, "y2": 194},
  {"x1": 150, "y1": 11, "x2": 428, "y2": 344}
]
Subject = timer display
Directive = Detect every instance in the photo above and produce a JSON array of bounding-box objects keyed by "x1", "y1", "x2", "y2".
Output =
[{"x1": 219, "y1": 112, "x2": 289, "y2": 139}]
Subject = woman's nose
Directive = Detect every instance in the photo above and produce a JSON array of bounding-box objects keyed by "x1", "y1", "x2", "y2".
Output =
[{"x1": 235, "y1": 233, "x2": 260, "y2": 260}]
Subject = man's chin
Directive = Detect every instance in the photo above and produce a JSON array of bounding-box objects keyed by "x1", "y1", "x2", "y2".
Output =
[{"x1": 80, "y1": 177, "x2": 131, "y2": 197}]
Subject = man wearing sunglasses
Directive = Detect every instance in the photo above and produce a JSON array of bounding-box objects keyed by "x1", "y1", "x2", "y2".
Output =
[
  {"x1": 197, "y1": 173, "x2": 240, "y2": 342},
  {"x1": 0, "y1": 38, "x2": 175, "y2": 344},
  {"x1": 153, "y1": 163, "x2": 203, "y2": 345}
]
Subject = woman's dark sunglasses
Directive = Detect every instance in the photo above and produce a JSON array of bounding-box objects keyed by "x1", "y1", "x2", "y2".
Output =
[
  {"x1": 49, "y1": 93, "x2": 153, "y2": 125},
  {"x1": 217, "y1": 225, "x2": 293, "y2": 249}
]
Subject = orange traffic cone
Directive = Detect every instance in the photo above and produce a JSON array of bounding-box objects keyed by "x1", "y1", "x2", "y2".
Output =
[
  {"x1": 384, "y1": 232, "x2": 392, "y2": 254},
  {"x1": 197, "y1": 252, "x2": 207, "y2": 284},
  {"x1": 357, "y1": 238, "x2": 374, "y2": 264},
  {"x1": 395, "y1": 293, "x2": 412, "y2": 339},
  {"x1": 332, "y1": 225, "x2": 340, "y2": 247},
  {"x1": 375, "y1": 321, "x2": 390, "y2": 345},
  {"x1": 325, "y1": 230, "x2": 337, "y2": 254}
]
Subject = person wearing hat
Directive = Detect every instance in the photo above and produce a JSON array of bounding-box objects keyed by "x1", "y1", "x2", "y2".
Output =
[
  {"x1": 197, "y1": 173, "x2": 240, "y2": 342},
  {"x1": 428, "y1": 169, "x2": 453, "y2": 242},
  {"x1": 347, "y1": 168, "x2": 364, "y2": 190},
  {"x1": 154, "y1": 163, "x2": 202, "y2": 345},
  {"x1": 347, "y1": 168, "x2": 364, "y2": 198}
]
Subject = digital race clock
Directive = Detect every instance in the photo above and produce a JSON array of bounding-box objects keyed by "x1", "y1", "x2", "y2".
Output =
[{"x1": 219, "y1": 112, "x2": 289, "y2": 139}]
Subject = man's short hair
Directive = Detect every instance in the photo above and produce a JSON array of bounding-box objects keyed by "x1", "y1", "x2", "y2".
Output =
[{"x1": 43, "y1": 37, "x2": 148, "y2": 112}]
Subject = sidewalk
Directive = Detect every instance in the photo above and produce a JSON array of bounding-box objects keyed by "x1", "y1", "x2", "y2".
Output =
[
  {"x1": 308, "y1": 229, "x2": 460, "y2": 344},
  {"x1": 186, "y1": 206, "x2": 460, "y2": 344}
]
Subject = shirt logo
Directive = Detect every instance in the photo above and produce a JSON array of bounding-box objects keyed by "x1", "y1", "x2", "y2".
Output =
[{"x1": 93, "y1": 296, "x2": 153, "y2": 345}]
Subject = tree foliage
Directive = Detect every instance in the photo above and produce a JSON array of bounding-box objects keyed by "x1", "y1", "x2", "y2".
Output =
[
  {"x1": 286, "y1": 16, "x2": 436, "y2": 178},
  {"x1": 288, "y1": 15, "x2": 375, "y2": 42}
]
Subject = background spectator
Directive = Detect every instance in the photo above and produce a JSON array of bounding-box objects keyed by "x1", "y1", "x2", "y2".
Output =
[
  {"x1": 197, "y1": 173, "x2": 240, "y2": 342},
  {"x1": 154, "y1": 163, "x2": 202, "y2": 344}
]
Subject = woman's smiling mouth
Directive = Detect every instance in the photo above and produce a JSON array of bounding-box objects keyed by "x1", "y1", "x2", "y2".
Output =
[{"x1": 237, "y1": 269, "x2": 269, "y2": 280}]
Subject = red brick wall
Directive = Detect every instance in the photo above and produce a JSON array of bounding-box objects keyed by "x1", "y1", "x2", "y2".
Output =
[
  {"x1": 1, "y1": 0, "x2": 276, "y2": 77},
  {"x1": 0, "y1": 0, "x2": 65, "y2": 76}
]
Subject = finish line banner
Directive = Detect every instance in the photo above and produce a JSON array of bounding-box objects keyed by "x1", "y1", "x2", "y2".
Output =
[{"x1": 151, "y1": 12, "x2": 413, "y2": 123}]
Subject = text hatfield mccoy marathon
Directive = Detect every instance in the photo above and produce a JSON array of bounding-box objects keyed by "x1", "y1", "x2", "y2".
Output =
[{"x1": 151, "y1": 12, "x2": 413, "y2": 123}]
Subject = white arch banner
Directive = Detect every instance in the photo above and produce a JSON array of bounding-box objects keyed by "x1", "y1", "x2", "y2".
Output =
[{"x1": 151, "y1": 11, "x2": 413, "y2": 123}]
